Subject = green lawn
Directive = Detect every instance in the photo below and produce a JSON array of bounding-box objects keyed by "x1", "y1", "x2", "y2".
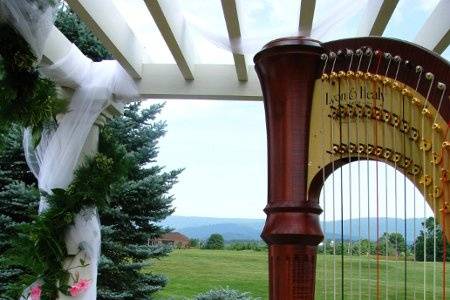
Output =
[{"x1": 146, "y1": 249, "x2": 449, "y2": 299}]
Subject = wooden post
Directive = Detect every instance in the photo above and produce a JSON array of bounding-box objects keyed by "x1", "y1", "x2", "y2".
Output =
[{"x1": 254, "y1": 37, "x2": 324, "y2": 300}]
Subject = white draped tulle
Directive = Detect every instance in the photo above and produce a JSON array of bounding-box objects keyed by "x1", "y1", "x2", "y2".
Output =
[
  {"x1": 21, "y1": 43, "x2": 138, "y2": 299},
  {"x1": 184, "y1": 0, "x2": 368, "y2": 56},
  {"x1": 0, "y1": 0, "x2": 56, "y2": 61}
]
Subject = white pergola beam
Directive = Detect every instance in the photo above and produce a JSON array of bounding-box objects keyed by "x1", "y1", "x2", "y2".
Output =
[
  {"x1": 137, "y1": 64, "x2": 261, "y2": 100},
  {"x1": 299, "y1": 0, "x2": 316, "y2": 36},
  {"x1": 144, "y1": 0, "x2": 194, "y2": 80},
  {"x1": 66, "y1": 0, "x2": 144, "y2": 79},
  {"x1": 358, "y1": 0, "x2": 399, "y2": 36},
  {"x1": 414, "y1": 0, "x2": 450, "y2": 54},
  {"x1": 221, "y1": 0, "x2": 248, "y2": 81}
]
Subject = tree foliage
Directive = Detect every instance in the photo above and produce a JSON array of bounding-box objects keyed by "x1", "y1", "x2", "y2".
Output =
[
  {"x1": 97, "y1": 103, "x2": 182, "y2": 299},
  {"x1": 205, "y1": 234, "x2": 225, "y2": 250},
  {"x1": 0, "y1": 126, "x2": 39, "y2": 296},
  {"x1": 414, "y1": 217, "x2": 450, "y2": 262},
  {"x1": 55, "y1": 5, "x2": 112, "y2": 62},
  {"x1": 56, "y1": 6, "x2": 183, "y2": 299}
]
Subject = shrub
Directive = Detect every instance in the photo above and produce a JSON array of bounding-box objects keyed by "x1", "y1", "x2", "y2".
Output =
[
  {"x1": 226, "y1": 241, "x2": 267, "y2": 251},
  {"x1": 204, "y1": 234, "x2": 224, "y2": 250},
  {"x1": 195, "y1": 287, "x2": 259, "y2": 300}
]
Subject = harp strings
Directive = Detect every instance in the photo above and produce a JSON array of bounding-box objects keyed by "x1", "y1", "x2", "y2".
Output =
[
  {"x1": 329, "y1": 51, "x2": 338, "y2": 300},
  {"x1": 412, "y1": 64, "x2": 423, "y2": 300},
  {"x1": 317, "y1": 47, "x2": 448, "y2": 299},
  {"x1": 365, "y1": 48, "x2": 374, "y2": 300},
  {"x1": 382, "y1": 52, "x2": 394, "y2": 299},
  {"x1": 355, "y1": 48, "x2": 364, "y2": 300},
  {"x1": 320, "y1": 53, "x2": 329, "y2": 299},
  {"x1": 431, "y1": 82, "x2": 447, "y2": 300}
]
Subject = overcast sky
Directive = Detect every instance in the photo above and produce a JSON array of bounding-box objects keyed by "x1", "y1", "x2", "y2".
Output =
[{"x1": 127, "y1": 0, "x2": 449, "y2": 219}]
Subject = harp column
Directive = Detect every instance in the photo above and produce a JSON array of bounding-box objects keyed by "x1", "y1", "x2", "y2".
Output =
[{"x1": 254, "y1": 37, "x2": 324, "y2": 299}]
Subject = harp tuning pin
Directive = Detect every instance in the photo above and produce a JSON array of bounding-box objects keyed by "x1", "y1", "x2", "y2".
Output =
[
  {"x1": 329, "y1": 51, "x2": 337, "y2": 59},
  {"x1": 394, "y1": 55, "x2": 401, "y2": 62},
  {"x1": 419, "y1": 139, "x2": 432, "y2": 152},
  {"x1": 383, "y1": 52, "x2": 391, "y2": 59},
  {"x1": 401, "y1": 88, "x2": 412, "y2": 97},
  {"x1": 356, "y1": 48, "x2": 363, "y2": 56},
  {"x1": 365, "y1": 48, "x2": 373, "y2": 56},
  {"x1": 421, "y1": 108, "x2": 433, "y2": 118},
  {"x1": 419, "y1": 175, "x2": 432, "y2": 187},
  {"x1": 391, "y1": 82, "x2": 401, "y2": 91},
  {"x1": 431, "y1": 152, "x2": 442, "y2": 165},
  {"x1": 346, "y1": 49, "x2": 353, "y2": 56},
  {"x1": 432, "y1": 186, "x2": 442, "y2": 199},
  {"x1": 437, "y1": 82, "x2": 446, "y2": 90},
  {"x1": 320, "y1": 53, "x2": 328, "y2": 60},
  {"x1": 442, "y1": 141, "x2": 450, "y2": 150},
  {"x1": 432, "y1": 123, "x2": 442, "y2": 133},
  {"x1": 415, "y1": 65, "x2": 423, "y2": 73},
  {"x1": 321, "y1": 73, "x2": 329, "y2": 81},
  {"x1": 425, "y1": 72, "x2": 434, "y2": 80},
  {"x1": 411, "y1": 97, "x2": 422, "y2": 107}
]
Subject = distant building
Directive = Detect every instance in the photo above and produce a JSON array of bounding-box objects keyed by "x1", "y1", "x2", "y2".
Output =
[{"x1": 151, "y1": 232, "x2": 190, "y2": 248}]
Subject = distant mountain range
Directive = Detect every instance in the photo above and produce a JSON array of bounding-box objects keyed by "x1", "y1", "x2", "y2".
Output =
[{"x1": 160, "y1": 216, "x2": 427, "y2": 243}]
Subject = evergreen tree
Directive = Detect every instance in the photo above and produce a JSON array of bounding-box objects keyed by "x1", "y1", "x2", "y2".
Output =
[
  {"x1": 97, "y1": 103, "x2": 182, "y2": 299},
  {"x1": 0, "y1": 126, "x2": 39, "y2": 296},
  {"x1": 55, "y1": 5, "x2": 112, "y2": 62},
  {"x1": 55, "y1": 9, "x2": 182, "y2": 298}
]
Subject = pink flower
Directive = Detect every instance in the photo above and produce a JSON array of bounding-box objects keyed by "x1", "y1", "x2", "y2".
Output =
[
  {"x1": 69, "y1": 279, "x2": 91, "y2": 297},
  {"x1": 30, "y1": 285, "x2": 41, "y2": 300}
]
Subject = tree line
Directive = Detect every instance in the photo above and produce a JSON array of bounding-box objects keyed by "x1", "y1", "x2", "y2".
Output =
[{"x1": 319, "y1": 217, "x2": 450, "y2": 262}]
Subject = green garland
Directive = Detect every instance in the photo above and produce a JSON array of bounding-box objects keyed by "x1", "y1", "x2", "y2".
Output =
[
  {"x1": 0, "y1": 3, "x2": 136, "y2": 298},
  {"x1": 0, "y1": 20, "x2": 67, "y2": 146},
  {"x1": 1, "y1": 130, "x2": 133, "y2": 299}
]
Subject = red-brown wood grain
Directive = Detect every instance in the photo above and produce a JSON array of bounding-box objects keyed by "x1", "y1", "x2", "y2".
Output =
[{"x1": 254, "y1": 36, "x2": 449, "y2": 300}]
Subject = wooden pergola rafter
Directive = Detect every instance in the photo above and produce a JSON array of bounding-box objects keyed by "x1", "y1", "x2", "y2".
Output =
[{"x1": 44, "y1": 0, "x2": 450, "y2": 101}]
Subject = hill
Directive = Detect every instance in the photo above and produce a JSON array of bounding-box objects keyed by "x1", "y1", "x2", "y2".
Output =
[{"x1": 161, "y1": 216, "x2": 427, "y2": 242}]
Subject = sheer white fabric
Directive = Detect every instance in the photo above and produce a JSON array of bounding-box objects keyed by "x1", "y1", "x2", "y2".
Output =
[
  {"x1": 0, "y1": 0, "x2": 57, "y2": 61},
  {"x1": 22, "y1": 43, "x2": 137, "y2": 299},
  {"x1": 184, "y1": 0, "x2": 368, "y2": 56}
]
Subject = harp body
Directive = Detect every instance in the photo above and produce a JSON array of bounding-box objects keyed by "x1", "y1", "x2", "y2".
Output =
[{"x1": 254, "y1": 37, "x2": 450, "y2": 299}]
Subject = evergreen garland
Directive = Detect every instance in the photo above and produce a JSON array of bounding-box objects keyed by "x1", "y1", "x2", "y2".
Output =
[
  {"x1": 0, "y1": 15, "x2": 66, "y2": 147},
  {"x1": 1, "y1": 131, "x2": 133, "y2": 299}
]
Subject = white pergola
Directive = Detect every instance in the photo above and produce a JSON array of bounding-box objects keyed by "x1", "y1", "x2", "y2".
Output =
[{"x1": 43, "y1": 0, "x2": 450, "y2": 101}]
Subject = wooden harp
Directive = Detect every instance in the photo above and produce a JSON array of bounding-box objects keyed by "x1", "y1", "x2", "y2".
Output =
[{"x1": 254, "y1": 37, "x2": 449, "y2": 299}]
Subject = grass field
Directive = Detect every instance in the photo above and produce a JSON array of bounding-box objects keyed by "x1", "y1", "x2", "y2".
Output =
[{"x1": 146, "y1": 249, "x2": 449, "y2": 299}]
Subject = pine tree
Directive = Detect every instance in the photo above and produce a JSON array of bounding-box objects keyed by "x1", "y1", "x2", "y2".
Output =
[
  {"x1": 98, "y1": 103, "x2": 182, "y2": 299},
  {"x1": 55, "y1": 8, "x2": 182, "y2": 298},
  {"x1": 0, "y1": 126, "x2": 39, "y2": 296}
]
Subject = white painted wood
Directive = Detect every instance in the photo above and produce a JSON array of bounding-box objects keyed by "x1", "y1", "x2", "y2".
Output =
[
  {"x1": 137, "y1": 64, "x2": 261, "y2": 100},
  {"x1": 414, "y1": 0, "x2": 450, "y2": 54},
  {"x1": 144, "y1": 0, "x2": 194, "y2": 80},
  {"x1": 221, "y1": 0, "x2": 248, "y2": 81},
  {"x1": 66, "y1": 0, "x2": 144, "y2": 79},
  {"x1": 358, "y1": 0, "x2": 399, "y2": 36},
  {"x1": 299, "y1": 0, "x2": 316, "y2": 36}
]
